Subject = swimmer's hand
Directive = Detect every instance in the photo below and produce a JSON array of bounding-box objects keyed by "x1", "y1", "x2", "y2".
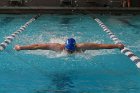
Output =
[
  {"x1": 117, "y1": 44, "x2": 124, "y2": 49},
  {"x1": 14, "y1": 45, "x2": 21, "y2": 51}
]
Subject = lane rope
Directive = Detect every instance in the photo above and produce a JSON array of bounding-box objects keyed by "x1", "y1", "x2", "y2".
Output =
[
  {"x1": 0, "y1": 14, "x2": 40, "y2": 51},
  {"x1": 95, "y1": 18, "x2": 140, "y2": 68}
]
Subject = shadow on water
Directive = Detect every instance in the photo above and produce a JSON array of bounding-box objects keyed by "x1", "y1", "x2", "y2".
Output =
[
  {"x1": 117, "y1": 18, "x2": 138, "y2": 28},
  {"x1": 117, "y1": 18, "x2": 140, "y2": 34},
  {"x1": 60, "y1": 17, "x2": 72, "y2": 25},
  {"x1": 51, "y1": 73, "x2": 74, "y2": 93},
  {"x1": 0, "y1": 17, "x2": 14, "y2": 27},
  {"x1": 59, "y1": 16, "x2": 74, "y2": 32},
  {"x1": 36, "y1": 72, "x2": 75, "y2": 93}
]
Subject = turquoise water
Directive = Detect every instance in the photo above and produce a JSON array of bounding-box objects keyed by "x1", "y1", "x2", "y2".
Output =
[{"x1": 0, "y1": 14, "x2": 140, "y2": 93}]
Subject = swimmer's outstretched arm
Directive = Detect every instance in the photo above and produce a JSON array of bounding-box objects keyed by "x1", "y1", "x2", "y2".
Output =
[
  {"x1": 77, "y1": 43, "x2": 124, "y2": 50},
  {"x1": 14, "y1": 43, "x2": 64, "y2": 51}
]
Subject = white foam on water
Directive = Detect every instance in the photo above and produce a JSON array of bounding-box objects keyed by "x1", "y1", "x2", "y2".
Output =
[
  {"x1": 15, "y1": 34, "x2": 45, "y2": 45},
  {"x1": 25, "y1": 48, "x2": 115, "y2": 60},
  {"x1": 48, "y1": 37, "x2": 65, "y2": 44},
  {"x1": 75, "y1": 49, "x2": 115, "y2": 60},
  {"x1": 25, "y1": 50, "x2": 68, "y2": 58}
]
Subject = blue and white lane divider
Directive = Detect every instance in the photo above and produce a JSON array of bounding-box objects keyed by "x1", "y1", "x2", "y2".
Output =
[
  {"x1": 95, "y1": 18, "x2": 140, "y2": 68},
  {"x1": 0, "y1": 14, "x2": 40, "y2": 51}
]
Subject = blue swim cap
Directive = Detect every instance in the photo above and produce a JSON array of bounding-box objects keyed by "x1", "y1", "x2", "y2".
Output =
[{"x1": 65, "y1": 38, "x2": 76, "y2": 51}]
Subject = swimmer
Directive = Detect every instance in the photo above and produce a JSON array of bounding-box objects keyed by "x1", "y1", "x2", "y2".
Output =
[{"x1": 14, "y1": 38, "x2": 124, "y2": 54}]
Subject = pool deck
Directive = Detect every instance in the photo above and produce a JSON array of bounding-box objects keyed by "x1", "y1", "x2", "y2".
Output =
[{"x1": 0, "y1": 7, "x2": 140, "y2": 14}]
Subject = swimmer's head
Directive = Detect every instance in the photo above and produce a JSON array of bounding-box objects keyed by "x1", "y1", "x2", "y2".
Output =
[{"x1": 65, "y1": 38, "x2": 76, "y2": 52}]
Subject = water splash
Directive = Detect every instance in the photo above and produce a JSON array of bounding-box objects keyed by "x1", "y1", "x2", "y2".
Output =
[
  {"x1": 75, "y1": 49, "x2": 115, "y2": 60},
  {"x1": 25, "y1": 47, "x2": 115, "y2": 59}
]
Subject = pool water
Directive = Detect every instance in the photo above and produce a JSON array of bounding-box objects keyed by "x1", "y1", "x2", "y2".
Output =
[{"x1": 0, "y1": 14, "x2": 140, "y2": 93}]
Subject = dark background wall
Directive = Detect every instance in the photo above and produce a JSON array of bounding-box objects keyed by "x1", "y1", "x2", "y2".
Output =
[
  {"x1": 25, "y1": 0, "x2": 60, "y2": 6},
  {"x1": 0, "y1": 0, "x2": 139, "y2": 7},
  {"x1": 26, "y1": 0, "x2": 112, "y2": 7},
  {"x1": 131, "y1": 0, "x2": 140, "y2": 7},
  {"x1": 0, "y1": 0, "x2": 8, "y2": 6}
]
